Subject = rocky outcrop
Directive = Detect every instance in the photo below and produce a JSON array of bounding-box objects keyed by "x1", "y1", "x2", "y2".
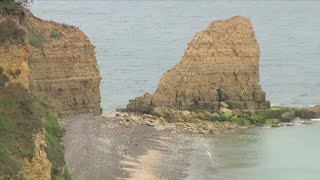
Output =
[
  {"x1": 0, "y1": 8, "x2": 102, "y2": 117},
  {"x1": 0, "y1": 8, "x2": 30, "y2": 89},
  {"x1": 127, "y1": 16, "x2": 270, "y2": 113},
  {"x1": 22, "y1": 131, "x2": 52, "y2": 180},
  {"x1": 0, "y1": 7, "x2": 100, "y2": 179},
  {"x1": 27, "y1": 12, "x2": 102, "y2": 117}
]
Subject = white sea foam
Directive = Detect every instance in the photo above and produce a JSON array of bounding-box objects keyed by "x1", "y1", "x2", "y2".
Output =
[{"x1": 311, "y1": 118, "x2": 320, "y2": 121}]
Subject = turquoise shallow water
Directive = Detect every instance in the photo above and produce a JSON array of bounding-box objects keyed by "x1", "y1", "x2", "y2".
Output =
[
  {"x1": 187, "y1": 122, "x2": 320, "y2": 180},
  {"x1": 29, "y1": 1, "x2": 320, "y2": 179}
]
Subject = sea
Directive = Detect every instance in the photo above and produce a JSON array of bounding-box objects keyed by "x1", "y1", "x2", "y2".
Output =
[{"x1": 30, "y1": 1, "x2": 320, "y2": 179}]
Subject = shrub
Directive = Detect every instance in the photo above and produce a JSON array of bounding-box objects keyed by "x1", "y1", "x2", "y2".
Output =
[
  {"x1": 28, "y1": 29, "x2": 43, "y2": 48},
  {"x1": 0, "y1": 86, "x2": 42, "y2": 178},
  {"x1": 56, "y1": 167, "x2": 72, "y2": 180},
  {"x1": 239, "y1": 111, "x2": 252, "y2": 120},
  {"x1": 44, "y1": 110, "x2": 68, "y2": 178},
  {"x1": 0, "y1": 113, "x2": 5, "y2": 130},
  {"x1": 45, "y1": 111, "x2": 64, "y2": 138},
  {"x1": 0, "y1": 147, "x2": 21, "y2": 177},
  {"x1": 230, "y1": 117, "x2": 250, "y2": 126},
  {"x1": 0, "y1": 0, "x2": 20, "y2": 9},
  {"x1": 0, "y1": 74, "x2": 8, "y2": 87},
  {"x1": 250, "y1": 114, "x2": 266, "y2": 124},
  {"x1": 264, "y1": 107, "x2": 284, "y2": 119},
  {"x1": 28, "y1": 56, "x2": 35, "y2": 68},
  {"x1": 279, "y1": 115, "x2": 290, "y2": 122},
  {"x1": 209, "y1": 113, "x2": 220, "y2": 121},
  {"x1": 51, "y1": 31, "x2": 62, "y2": 39},
  {"x1": 0, "y1": 67, "x2": 8, "y2": 87},
  {"x1": 45, "y1": 132, "x2": 64, "y2": 170}
]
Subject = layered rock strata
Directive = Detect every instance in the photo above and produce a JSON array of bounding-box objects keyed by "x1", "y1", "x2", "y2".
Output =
[
  {"x1": 27, "y1": 12, "x2": 101, "y2": 117},
  {"x1": 1, "y1": 7, "x2": 101, "y2": 178},
  {"x1": 0, "y1": 8, "x2": 102, "y2": 117},
  {"x1": 127, "y1": 16, "x2": 270, "y2": 113}
]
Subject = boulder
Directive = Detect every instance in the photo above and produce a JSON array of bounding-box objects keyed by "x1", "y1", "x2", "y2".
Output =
[
  {"x1": 281, "y1": 111, "x2": 296, "y2": 121},
  {"x1": 295, "y1": 108, "x2": 316, "y2": 119},
  {"x1": 310, "y1": 105, "x2": 320, "y2": 118},
  {"x1": 220, "y1": 102, "x2": 229, "y2": 108},
  {"x1": 126, "y1": 93, "x2": 153, "y2": 113},
  {"x1": 151, "y1": 106, "x2": 167, "y2": 118}
]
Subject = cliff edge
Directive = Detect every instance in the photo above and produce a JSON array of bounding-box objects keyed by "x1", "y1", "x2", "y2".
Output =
[
  {"x1": 0, "y1": 7, "x2": 102, "y2": 118},
  {"x1": 0, "y1": 5, "x2": 100, "y2": 179},
  {"x1": 127, "y1": 16, "x2": 270, "y2": 114}
]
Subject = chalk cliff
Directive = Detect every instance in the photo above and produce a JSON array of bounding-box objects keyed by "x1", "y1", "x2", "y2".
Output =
[{"x1": 127, "y1": 16, "x2": 270, "y2": 113}]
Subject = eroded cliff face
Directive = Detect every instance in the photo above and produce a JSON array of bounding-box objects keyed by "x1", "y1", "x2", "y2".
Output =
[
  {"x1": 0, "y1": 8, "x2": 101, "y2": 117},
  {"x1": 127, "y1": 16, "x2": 270, "y2": 113},
  {"x1": 27, "y1": 12, "x2": 102, "y2": 117},
  {"x1": 0, "y1": 7, "x2": 100, "y2": 179},
  {"x1": 0, "y1": 8, "x2": 30, "y2": 88}
]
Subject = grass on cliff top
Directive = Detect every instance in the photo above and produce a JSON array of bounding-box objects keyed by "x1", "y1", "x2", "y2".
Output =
[{"x1": 0, "y1": 0, "x2": 21, "y2": 10}]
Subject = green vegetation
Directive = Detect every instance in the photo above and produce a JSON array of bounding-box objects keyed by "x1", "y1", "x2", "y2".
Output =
[
  {"x1": 28, "y1": 28, "x2": 43, "y2": 48},
  {"x1": 0, "y1": 85, "x2": 71, "y2": 179},
  {"x1": 41, "y1": 48, "x2": 46, "y2": 57},
  {"x1": 56, "y1": 168, "x2": 72, "y2": 180},
  {"x1": 195, "y1": 106, "x2": 296, "y2": 127},
  {"x1": 44, "y1": 110, "x2": 66, "y2": 178},
  {"x1": 51, "y1": 31, "x2": 62, "y2": 39},
  {"x1": 0, "y1": 67, "x2": 8, "y2": 87},
  {"x1": 230, "y1": 117, "x2": 251, "y2": 126},
  {"x1": 28, "y1": 56, "x2": 35, "y2": 68},
  {"x1": 0, "y1": 85, "x2": 42, "y2": 179},
  {"x1": 0, "y1": 0, "x2": 20, "y2": 9},
  {"x1": 209, "y1": 113, "x2": 220, "y2": 121}
]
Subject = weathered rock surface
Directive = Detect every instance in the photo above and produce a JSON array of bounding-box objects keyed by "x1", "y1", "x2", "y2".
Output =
[
  {"x1": 1, "y1": 7, "x2": 100, "y2": 178},
  {"x1": 28, "y1": 13, "x2": 102, "y2": 117},
  {"x1": 22, "y1": 131, "x2": 52, "y2": 180},
  {"x1": 127, "y1": 16, "x2": 270, "y2": 113},
  {"x1": 0, "y1": 8, "x2": 102, "y2": 117},
  {"x1": 0, "y1": 8, "x2": 30, "y2": 89}
]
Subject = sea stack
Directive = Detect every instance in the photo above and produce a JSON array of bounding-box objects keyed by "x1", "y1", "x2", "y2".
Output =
[{"x1": 127, "y1": 16, "x2": 270, "y2": 113}]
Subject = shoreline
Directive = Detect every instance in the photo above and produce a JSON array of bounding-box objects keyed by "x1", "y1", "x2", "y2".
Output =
[
  {"x1": 58, "y1": 114, "x2": 211, "y2": 180},
  {"x1": 59, "y1": 112, "x2": 320, "y2": 180}
]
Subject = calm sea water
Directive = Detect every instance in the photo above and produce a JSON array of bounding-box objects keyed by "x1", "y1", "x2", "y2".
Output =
[
  {"x1": 30, "y1": 1, "x2": 320, "y2": 180},
  {"x1": 187, "y1": 123, "x2": 320, "y2": 180}
]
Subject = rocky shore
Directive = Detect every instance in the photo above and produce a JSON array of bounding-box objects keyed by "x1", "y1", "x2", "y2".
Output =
[
  {"x1": 58, "y1": 15, "x2": 320, "y2": 179},
  {"x1": 59, "y1": 114, "x2": 211, "y2": 180},
  {"x1": 2, "y1": 3, "x2": 320, "y2": 178},
  {"x1": 124, "y1": 16, "x2": 320, "y2": 131},
  {"x1": 59, "y1": 105, "x2": 320, "y2": 179}
]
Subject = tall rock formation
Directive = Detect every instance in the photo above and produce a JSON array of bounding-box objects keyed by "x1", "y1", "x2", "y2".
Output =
[
  {"x1": 127, "y1": 16, "x2": 270, "y2": 113},
  {"x1": 0, "y1": 6, "x2": 100, "y2": 178},
  {"x1": 0, "y1": 8, "x2": 102, "y2": 117}
]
